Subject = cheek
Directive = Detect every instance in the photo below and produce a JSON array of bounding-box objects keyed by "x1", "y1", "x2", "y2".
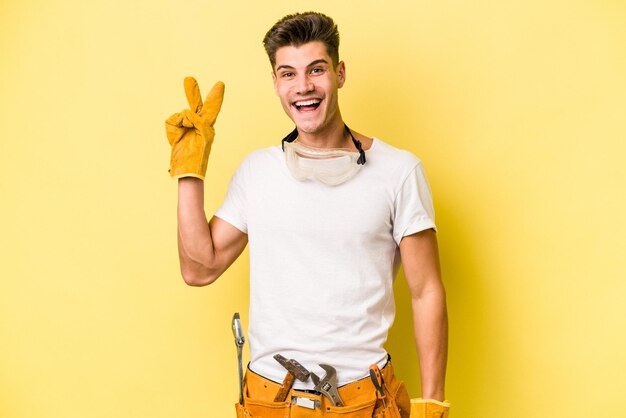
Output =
[
  {"x1": 277, "y1": 89, "x2": 292, "y2": 109},
  {"x1": 276, "y1": 84, "x2": 290, "y2": 100},
  {"x1": 321, "y1": 78, "x2": 337, "y2": 94}
]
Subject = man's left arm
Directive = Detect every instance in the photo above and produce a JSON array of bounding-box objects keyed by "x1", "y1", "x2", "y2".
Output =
[{"x1": 399, "y1": 228, "x2": 448, "y2": 401}]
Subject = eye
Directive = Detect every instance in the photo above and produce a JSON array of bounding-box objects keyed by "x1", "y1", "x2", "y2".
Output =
[
  {"x1": 310, "y1": 67, "x2": 324, "y2": 75},
  {"x1": 280, "y1": 71, "x2": 294, "y2": 78}
]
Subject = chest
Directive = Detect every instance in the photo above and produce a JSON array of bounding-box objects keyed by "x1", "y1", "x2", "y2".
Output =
[{"x1": 246, "y1": 170, "x2": 397, "y2": 247}]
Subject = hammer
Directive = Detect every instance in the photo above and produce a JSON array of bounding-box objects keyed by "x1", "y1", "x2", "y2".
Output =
[{"x1": 273, "y1": 354, "x2": 311, "y2": 402}]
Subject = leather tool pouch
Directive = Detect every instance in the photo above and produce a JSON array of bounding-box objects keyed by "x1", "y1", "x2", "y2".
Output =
[
  {"x1": 372, "y1": 372, "x2": 410, "y2": 418},
  {"x1": 235, "y1": 369, "x2": 290, "y2": 418},
  {"x1": 235, "y1": 362, "x2": 410, "y2": 418}
]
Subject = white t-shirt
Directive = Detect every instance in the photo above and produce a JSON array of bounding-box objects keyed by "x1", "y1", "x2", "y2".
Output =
[{"x1": 215, "y1": 137, "x2": 436, "y2": 388}]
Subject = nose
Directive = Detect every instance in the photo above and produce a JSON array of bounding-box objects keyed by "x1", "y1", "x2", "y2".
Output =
[{"x1": 295, "y1": 75, "x2": 314, "y2": 94}]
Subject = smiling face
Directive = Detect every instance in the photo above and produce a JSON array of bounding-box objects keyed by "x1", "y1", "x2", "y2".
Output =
[{"x1": 272, "y1": 41, "x2": 346, "y2": 137}]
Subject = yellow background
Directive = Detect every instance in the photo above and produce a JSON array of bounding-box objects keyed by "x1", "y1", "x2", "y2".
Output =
[{"x1": 1, "y1": 0, "x2": 625, "y2": 417}]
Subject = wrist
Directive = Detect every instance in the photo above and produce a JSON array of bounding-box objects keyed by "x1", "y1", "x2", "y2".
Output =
[
  {"x1": 421, "y1": 390, "x2": 445, "y2": 402},
  {"x1": 178, "y1": 176, "x2": 204, "y2": 184}
]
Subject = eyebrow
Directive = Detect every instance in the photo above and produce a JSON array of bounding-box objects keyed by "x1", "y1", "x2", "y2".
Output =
[{"x1": 275, "y1": 59, "x2": 329, "y2": 72}]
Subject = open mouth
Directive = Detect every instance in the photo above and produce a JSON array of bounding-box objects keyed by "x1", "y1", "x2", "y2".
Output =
[{"x1": 293, "y1": 99, "x2": 321, "y2": 112}]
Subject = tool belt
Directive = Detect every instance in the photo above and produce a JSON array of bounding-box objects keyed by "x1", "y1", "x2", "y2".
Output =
[{"x1": 235, "y1": 360, "x2": 410, "y2": 418}]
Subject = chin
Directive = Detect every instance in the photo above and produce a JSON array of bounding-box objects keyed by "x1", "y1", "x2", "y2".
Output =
[
  {"x1": 297, "y1": 124, "x2": 324, "y2": 135},
  {"x1": 291, "y1": 118, "x2": 317, "y2": 133},
  {"x1": 296, "y1": 122, "x2": 316, "y2": 132}
]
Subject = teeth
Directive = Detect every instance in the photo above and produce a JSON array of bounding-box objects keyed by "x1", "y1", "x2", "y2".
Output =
[{"x1": 295, "y1": 99, "x2": 321, "y2": 107}]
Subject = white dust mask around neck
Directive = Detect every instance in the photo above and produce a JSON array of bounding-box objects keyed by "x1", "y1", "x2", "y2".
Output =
[{"x1": 281, "y1": 125, "x2": 366, "y2": 186}]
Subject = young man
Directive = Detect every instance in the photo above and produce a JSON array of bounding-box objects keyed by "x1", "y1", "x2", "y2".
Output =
[{"x1": 165, "y1": 12, "x2": 449, "y2": 418}]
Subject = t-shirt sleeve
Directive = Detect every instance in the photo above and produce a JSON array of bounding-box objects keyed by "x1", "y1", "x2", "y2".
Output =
[
  {"x1": 214, "y1": 159, "x2": 248, "y2": 234},
  {"x1": 392, "y1": 161, "x2": 436, "y2": 245}
]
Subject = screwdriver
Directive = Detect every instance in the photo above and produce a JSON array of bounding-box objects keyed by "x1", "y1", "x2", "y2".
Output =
[{"x1": 369, "y1": 364, "x2": 387, "y2": 408}]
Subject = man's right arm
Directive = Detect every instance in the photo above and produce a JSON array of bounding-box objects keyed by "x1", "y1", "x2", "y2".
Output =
[{"x1": 177, "y1": 177, "x2": 248, "y2": 286}]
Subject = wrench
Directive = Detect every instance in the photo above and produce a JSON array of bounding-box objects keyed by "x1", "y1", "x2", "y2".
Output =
[
  {"x1": 231, "y1": 313, "x2": 245, "y2": 405},
  {"x1": 310, "y1": 364, "x2": 344, "y2": 407}
]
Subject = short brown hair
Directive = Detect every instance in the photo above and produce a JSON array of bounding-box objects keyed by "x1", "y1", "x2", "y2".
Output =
[{"x1": 262, "y1": 12, "x2": 340, "y2": 69}]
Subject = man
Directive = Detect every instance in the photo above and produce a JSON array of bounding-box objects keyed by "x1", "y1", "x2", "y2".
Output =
[{"x1": 165, "y1": 12, "x2": 449, "y2": 418}]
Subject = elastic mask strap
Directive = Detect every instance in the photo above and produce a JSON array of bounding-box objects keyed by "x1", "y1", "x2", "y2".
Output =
[
  {"x1": 281, "y1": 124, "x2": 367, "y2": 165},
  {"x1": 281, "y1": 127, "x2": 299, "y2": 151},
  {"x1": 345, "y1": 124, "x2": 366, "y2": 165}
]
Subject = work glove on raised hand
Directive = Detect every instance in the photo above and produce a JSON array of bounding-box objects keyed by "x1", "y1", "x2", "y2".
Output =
[
  {"x1": 410, "y1": 398, "x2": 450, "y2": 418},
  {"x1": 165, "y1": 77, "x2": 225, "y2": 180}
]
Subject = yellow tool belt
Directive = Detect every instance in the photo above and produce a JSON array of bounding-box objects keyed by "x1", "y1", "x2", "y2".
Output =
[{"x1": 235, "y1": 360, "x2": 410, "y2": 418}]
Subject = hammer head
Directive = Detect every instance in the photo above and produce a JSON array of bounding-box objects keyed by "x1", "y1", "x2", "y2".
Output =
[{"x1": 273, "y1": 354, "x2": 311, "y2": 382}]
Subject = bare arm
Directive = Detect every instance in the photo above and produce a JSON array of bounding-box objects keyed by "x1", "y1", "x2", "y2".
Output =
[
  {"x1": 399, "y1": 228, "x2": 448, "y2": 400},
  {"x1": 177, "y1": 177, "x2": 248, "y2": 286}
]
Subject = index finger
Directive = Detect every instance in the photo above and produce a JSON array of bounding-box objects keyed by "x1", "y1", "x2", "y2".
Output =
[{"x1": 184, "y1": 76, "x2": 203, "y2": 113}]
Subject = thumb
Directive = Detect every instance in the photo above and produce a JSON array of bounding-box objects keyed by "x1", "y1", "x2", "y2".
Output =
[
  {"x1": 199, "y1": 81, "x2": 225, "y2": 124},
  {"x1": 182, "y1": 109, "x2": 202, "y2": 128},
  {"x1": 165, "y1": 112, "x2": 184, "y2": 127}
]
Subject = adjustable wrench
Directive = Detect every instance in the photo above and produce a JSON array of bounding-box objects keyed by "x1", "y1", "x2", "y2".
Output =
[{"x1": 311, "y1": 364, "x2": 344, "y2": 407}]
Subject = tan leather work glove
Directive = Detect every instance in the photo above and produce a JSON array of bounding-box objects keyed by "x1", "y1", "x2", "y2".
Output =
[
  {"x1": 410, "y1": 398, "x2": 450, "y2": 418},
  {"x1": 165, "y1": 77, "x2": 225, "y2": 179}
]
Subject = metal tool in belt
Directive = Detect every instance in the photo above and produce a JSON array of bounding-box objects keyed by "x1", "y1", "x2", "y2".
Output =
[
  {"x1": 231, "y1": 313, "x2": 245, "y2": 405},
  {"x1": 273, "y1": 354, "x2": 311, "y2": 402},
  {"x1": 228, "y1": 311, "x2": 345, "y2": 409},
  {"x1": 311, "y1": 364, "x2": 345, "y2": 407}
]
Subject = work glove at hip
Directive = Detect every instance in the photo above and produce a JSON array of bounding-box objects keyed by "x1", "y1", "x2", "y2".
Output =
[
  {"x1": 410, "y1": 398, "x2": 450, "y2": 418},
  {"x1": 165, "y1": 77, "x2": 225, "y2": 180}
]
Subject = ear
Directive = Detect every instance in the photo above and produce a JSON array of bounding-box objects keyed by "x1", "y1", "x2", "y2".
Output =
[
  {"x1": 272, "y1": 71, "x2": 278, "y2": 96},
  {"x1": 337, "y1": 61, "x2": 346, "y2": 88}
]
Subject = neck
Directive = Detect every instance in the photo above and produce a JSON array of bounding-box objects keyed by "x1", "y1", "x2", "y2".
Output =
[{"x1": 296, "y1": 114, "x2": 349, "y2": 149}]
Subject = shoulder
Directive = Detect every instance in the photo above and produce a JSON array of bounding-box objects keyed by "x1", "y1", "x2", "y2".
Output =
[
  {"x1": 237, "y1": 145, "x2": 283, "y2": 170},
  {"x1": 369, "y1": 137, "x2": 424, "y2": 172},
  {"x1": 228, "y1": 145, "x2": 285, "y2": 189}
]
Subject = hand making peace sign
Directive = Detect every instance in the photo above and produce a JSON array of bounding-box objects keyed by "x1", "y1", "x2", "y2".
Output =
[{"x1": 165, "y1": 77, "x2": 225, "y2": 180}]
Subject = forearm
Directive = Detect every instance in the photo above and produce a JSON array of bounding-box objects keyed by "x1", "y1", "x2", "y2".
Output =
[
  {"x1": 177, "y1": 177, "x2": 217, "y2": 283},
  {"x1": 412, "y1": 285, "x2": 448, "y2": 400}
]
